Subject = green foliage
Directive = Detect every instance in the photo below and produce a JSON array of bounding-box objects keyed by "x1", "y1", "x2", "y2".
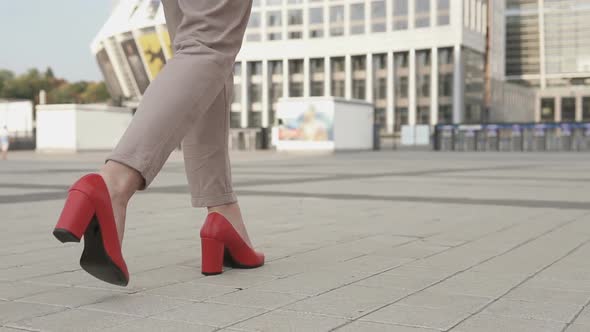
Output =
[{"x1": 0, "y1": 67, "x2": 111, "y2": 104}]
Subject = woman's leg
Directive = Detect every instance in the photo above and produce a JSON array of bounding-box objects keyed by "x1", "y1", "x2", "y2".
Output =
[{"x1": 99, "y1": 0, "x2": 253, "y2": 243}]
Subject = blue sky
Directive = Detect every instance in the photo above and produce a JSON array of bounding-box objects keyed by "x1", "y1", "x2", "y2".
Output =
[{"x1": 0, "y1": 1, "x2": 114, "y2": 82}]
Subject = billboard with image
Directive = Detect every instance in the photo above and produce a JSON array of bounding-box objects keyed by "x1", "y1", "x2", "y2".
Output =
[{"x1": 137, "y1": 28, "x2": 166, "y2": 79}]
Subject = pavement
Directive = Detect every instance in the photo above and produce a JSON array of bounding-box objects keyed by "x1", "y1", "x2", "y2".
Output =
[{"x1": 1, "y1": 150, "x2": 590, "y2": 332}]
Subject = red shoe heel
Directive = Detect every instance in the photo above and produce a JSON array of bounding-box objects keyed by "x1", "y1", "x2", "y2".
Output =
[
  {"x1": 53, "y1": 190, "x2": 94, "y2": 243},
  {"x1": 200, "y1": 212, "x2": 264, "y2": 276},
  {"x1": 201, "y1": 238, "x2": 224, "y2": 276},
  {"x1": 52, "y1": 174, "x2": 129, "y2": 287}
]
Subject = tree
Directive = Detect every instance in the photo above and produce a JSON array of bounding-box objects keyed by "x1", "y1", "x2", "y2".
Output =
[
  {"x1": 0, "y1": 67, "x2": 112, "y2": 104},
  {"x1": 0, "y1": 70, "x2": 14, "y2": 97}
]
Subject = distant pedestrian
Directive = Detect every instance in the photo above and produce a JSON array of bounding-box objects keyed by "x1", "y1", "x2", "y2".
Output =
[{"x1": 0, "y1": 125, "x2": 9, "y2": 160}]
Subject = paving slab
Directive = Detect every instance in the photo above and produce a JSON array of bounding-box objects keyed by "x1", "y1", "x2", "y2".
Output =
[{"x1": 2, "y1": 151, "x2": 590, "y2": 331}]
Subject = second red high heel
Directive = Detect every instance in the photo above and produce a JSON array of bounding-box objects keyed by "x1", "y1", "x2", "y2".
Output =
[
  {"x1": 53, "y1": 174, "x2": 129, "y2": 286},
  {"x1": 200, "y1": 212, "x2": 265, "y2": 275}
]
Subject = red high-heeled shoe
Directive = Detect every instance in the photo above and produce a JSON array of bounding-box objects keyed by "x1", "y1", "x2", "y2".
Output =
[
  {"x1": 200, "y1": 212, "x2": 264, "y2": 275},
  {"x1": 53, "y1": 174, "x2": 129, "y2": 286}
]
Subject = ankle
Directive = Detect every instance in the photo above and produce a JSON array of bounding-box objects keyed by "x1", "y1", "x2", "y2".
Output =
[{"x1": 99, "y1": 162, "x2": 142, "y2": 203}]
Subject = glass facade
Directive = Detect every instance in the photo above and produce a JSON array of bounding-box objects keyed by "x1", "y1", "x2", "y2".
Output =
[
  {"x1": 541, "y1": 98, "x2": 555, "y2": 122},
  {"x1": 350, "y1": 2, "x2": 366, "y2": 35},
  {"x1": 331, "y1": 57, "x2": 346, "y2": 97},
  {"x1": 309, "y1": 6, "x2": 324, "y2": 38},
  {"x1": 289, "y1": 59, "x2": 304, "y2": 97},
  {"x1": 248, "y1": 62, "x2": 263, "y2": 127},
  {"x1": 330, "y1": 5, "x2": 345, "y2": 36},
  {"x1": 543, "y1": 1, "x2": 590, "y2": 78},
  {"x1": 584, "y1": 97, "x2": 590, "y2": 121},
  {"x1": 463, "y1": 48, "x2": 485, "y2": 123},
  {"x1": 267, "y1": 10, "x2": 282, "y2": 41},
  {"x1": 505, "y1": 0, "x2": 540, "y2": 77},
  {"x1": 415, "y1": 0, "x2": 431, "y2": 28},
  {"x1": 352, "y1": 55, "x2": 367, "y2": 100},
  {"x1": 561, "y1": 97, "x2": 576, "y2": 122},
  {"x1": 415, "y1": 50, "x2": 431, "y2": 124},
  {"x1": 269, "y1": 60, "x2": 283, "y2": 125},
  {"x1": 393, "y1": 0, "x2": 409, "y2": 30},
  {"x1": 437, "y1": 0, "x2": 450, "y2": 25},
  {"x1": 394, "y1": 52, "x2": 410, "y2": 131},
  {"x1": 310, "y1": 58, "x2": 325, "y2": 97},
  {"x1": 373, "y1": 54, "x2": 388, "y2": 128},
  {"x1": 438, "y1": 47, "x2": 454, "y2": 124},
  {"x1": 231, "y1": 63, "x2": 243, "y2": 128},
  {"x1": 371, "y1": 1, "x2": 387, "y2": 32}
]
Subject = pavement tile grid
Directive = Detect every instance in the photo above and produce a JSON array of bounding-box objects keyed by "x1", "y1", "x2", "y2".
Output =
[{"x1": 1, "y1": 151, "x2": 590, "y2": 331}]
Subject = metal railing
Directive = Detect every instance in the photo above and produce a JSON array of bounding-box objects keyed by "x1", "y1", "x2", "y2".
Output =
[{"x1": 433, "y1": 123, "x2": 590, "y2": 152}]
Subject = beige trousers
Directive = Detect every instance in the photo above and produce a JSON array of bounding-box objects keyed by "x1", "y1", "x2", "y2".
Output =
[{"x1": 107, "y1": 0, "x2": 252, "y2": 207}]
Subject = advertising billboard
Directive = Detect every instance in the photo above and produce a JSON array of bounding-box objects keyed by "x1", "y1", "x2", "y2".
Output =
[
  {"x1": 278, "y1": 102, "x2": 334, "y2": 142},
  {"x1": 137, "y1": 28, "x2": 166, "y2": 79}
]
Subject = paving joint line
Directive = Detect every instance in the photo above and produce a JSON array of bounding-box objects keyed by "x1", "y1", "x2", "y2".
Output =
[
  {"x1": 329, "y1": 211, "x2": 589, "y2": 331},
  {"x1": 448, "y1": 237, "x2": 590, "y2": 331},
  {"x1": 218, "y1": 214, "x2": 529, "y2": 331}
]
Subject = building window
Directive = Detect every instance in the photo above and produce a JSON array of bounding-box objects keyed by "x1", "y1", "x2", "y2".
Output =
[
  {"x1": 371, "y1": 1, "x2": 386, "y2": 32},
  {"x1": 395, "y1": 107, "x2": 409, "y2": 132},
  {"x1": 267, "y1": 10, "x2": 282, "y2": 41},
  {"x1": 416, "y1": 50, "x2": 431, "y2": 124},
  {"x1": 437, "y1": 0, "x2": 450, "y2": 25},
  {"x1": 331, "y1": 57, "x2": 345, "y2": 97},
  {"x1": 288, "y1": 9, "x2": 303, "y2": 39},
  {"x1": 309, "y1": 7, "x2": 324, "y2": 38},
  {"x1": 438, "y1": 47, "x2": 453, "y2": 124},
  {"x1": 583, "y1": 97, "x2": 590, "y2": 121},
  {"x1": 248, "y1": 62, "x2": 262, "y2": 128},
  {"x1": 561, "y1": 97, "x2": 576, "y2": 122},
  {"x1": 415, "y1": 0, "x2": 430, "y2": 28},
  {"x1": 373, "y1": 54, "x2": 388, "y2": 128},
  {"x1": 266, "y1": 0, "x2": 282, "y2": 5},
  {"x1": 463, "y1": 48, "x2": 485, "y2": 124},
  {"x1": 352, "y1": 55, "x2": 367, "y2": 100},
  {"x1": 394, "y1": 52, "x2": 409, "y2": 131},
  {"x1": 310, "y1": 58, "x2": 325, "y2": 97},
  {"x1": 330, "y1": 5, "x2": 345, "y2": 36},
  {"x1": 231, "y1": 62, "x2": 242, "y2": 128},
  {"x1": 438, "y1": 105, "x2": 452, "y2": 124},
  {"x1": 350, "y1": 3, "x2": 366, "y2": 35},
  {"x1": 541, "y1": 98, "x2": 555, "y2": 122},
  {"x1": 393, "y1": 0, "x2": 408, "y2": 30},
  {"x1": 246, "y1": 12, "x2": 261, "y2": 41},
  {"x1": 269, "y1": 61, "x2": 283, "y2": 125},
  {"x1": 289, "y1": 59, "x2": 304, "y2": 97}
]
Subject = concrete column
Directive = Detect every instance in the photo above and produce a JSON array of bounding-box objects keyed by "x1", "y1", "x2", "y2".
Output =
[
  {"x1": 430, "y1": 0, "x2": 437, "y2": 26},
  {"x1": 366, "y1": 53, "x2": 374, "y2": 103},
  {"x1": 431, "y1": 47, "x2": 439, "y2": 126},
  {"x1": 576, "y1": 94, "x2": 583, "y2": 122},
  {"x1": 283, "y1": 58, "x2": 289, "y2": 98},
  {"x1": 325, "y1": 56, "x2": 331, "y2": 97},
  {"x1": 262, "y1": 59, "x2": 269, "y2": 128},
  {"x1": 408, "y1": 0, "x2": 415, "y2": 29},
  {"x1": 386, "y1": 0, "x2": 393, "y2": 32},
  {"x1": 304, "y1": 57, "x2": 310, "y2": 97},
  {"x1": 452, "y1": 45, "x2": 463, "y2": 123},
  {"x1": 409, "y1": 49, "x2": 416, "y2": 125},
  {"x1": 345, "y1": 54, "x2": 352, "y2": 99},
  {"x1": 387, "y1": 51, "x2": 395, "y2": 133},
  {"x1": 241, "y1": 61, "x2": 248, "y2": 128}
]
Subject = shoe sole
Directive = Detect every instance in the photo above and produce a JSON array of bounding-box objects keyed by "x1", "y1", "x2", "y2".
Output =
[{"x1": 54, "y1": 216, "x2": 128, "y2": 287}]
